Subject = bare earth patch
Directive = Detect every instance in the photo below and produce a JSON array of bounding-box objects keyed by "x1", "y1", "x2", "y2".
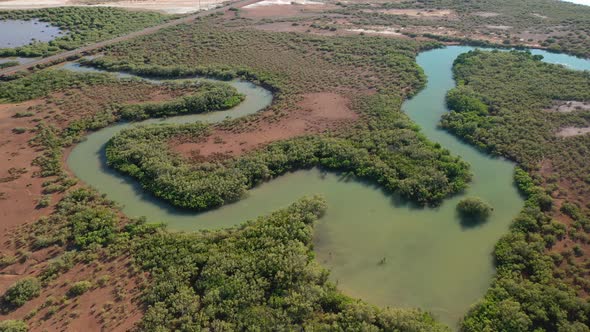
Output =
[
  {"x1": 0, "y1": 0, "x2": 227, "y2": 13},
  {"x1": 370, "y1": 8, "x2": 456, "y2": 19},
  {"x1": 556, "y1": 126, "x2": 590, "y2": 137},
  {"x1": 0, "y1": 100, "x2": 53, "y2": 239},
  {"x1": 241, "y1": 0, "x2": 331, "y2": 18},
  {"x1": 473, "y1": 11, "x2": 500, "y2": 17},
  {"x1": 547, "y1": 100, "x2": 590, "y2": 113},
  {"x1": 171, "y1": 92, "x2": 357, "y2": 159},
  {"x1": 346, "y1": 27, "x2": 402, "y2": 36},
  {"x1": 485, "y1": 25, "x2": 512, "y2": 30}
]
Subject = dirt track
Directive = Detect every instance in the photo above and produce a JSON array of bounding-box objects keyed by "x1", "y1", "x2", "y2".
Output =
[{"x1": 0, "y1": 0, "x2": 260, "y2": 78}]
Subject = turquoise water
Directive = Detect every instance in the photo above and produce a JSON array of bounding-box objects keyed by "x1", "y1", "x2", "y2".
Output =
[
  {"x1": 64, "y1": 47, "x2": 590, "y2": 327},
  {"x1": 0, "y1": 19, "x2": 63, "y2": 48}
]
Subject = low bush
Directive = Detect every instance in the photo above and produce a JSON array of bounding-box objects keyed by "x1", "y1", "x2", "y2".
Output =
[
  {"x1": 457, "y1": 197, "x2": 492, "y2": 224},
  {"x1": 1, "y1": 277, "x2": 41, "y2": 310},
  {"x1": 67, "y1": 281, "x2": 92, "y2": 297}
]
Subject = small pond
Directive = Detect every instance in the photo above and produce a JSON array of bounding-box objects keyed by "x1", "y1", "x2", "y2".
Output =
[{"x1": 0, "y1": 19, "x2": 63, "y2": 48}]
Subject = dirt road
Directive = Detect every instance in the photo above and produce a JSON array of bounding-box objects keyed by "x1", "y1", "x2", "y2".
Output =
[{"x1": 0, "y1": 0, "x2": 259, "y2": 78}]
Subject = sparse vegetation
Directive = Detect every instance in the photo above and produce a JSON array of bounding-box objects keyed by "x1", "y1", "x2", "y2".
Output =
[{"x1": 0, "y1": 61, "x2": 19, "y2": 69}]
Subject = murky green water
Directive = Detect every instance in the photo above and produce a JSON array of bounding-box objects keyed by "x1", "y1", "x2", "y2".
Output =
[
  {"x1": 0, "y1": 19, "x2": 63, "y2": 48},
  {"x1": 64, "y1": 47, "x2": 590, "y2": 327}
]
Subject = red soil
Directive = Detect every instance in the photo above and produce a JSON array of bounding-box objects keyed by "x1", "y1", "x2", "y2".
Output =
[
  {"x1": 2, "y1": 255, "x2": 145, "y2": 332},
  {"x1": 0, "y1": 101, "x2": 58, "y2": 245},
  {"x1": 0, "y1": 84, "x2": 201, "y2": 330},
  {"x1": 538, "y1": 159, "x2": 590, "y2": 297},
  {"x1": 171, "y1": 92, "x2": 357, "y2": 159}
]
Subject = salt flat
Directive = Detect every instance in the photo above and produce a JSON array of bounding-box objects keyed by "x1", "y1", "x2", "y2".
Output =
[{"x1": 0, "y1": 0, "x2": 227, "y2": 13}]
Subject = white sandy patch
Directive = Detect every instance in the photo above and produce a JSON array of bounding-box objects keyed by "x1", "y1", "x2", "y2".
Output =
[
  {"x1": 373, "y1": 8, "x2": 454, "y2": 17},
  {"x1": 556, "y1": 126, "x2": 590, "y2": 137},
  {"x1": 244, "y1": 0, "x2": 323, "y2": 8},
  {"x1": 548, "y1": 101, "x2": 590, "y2": 113},
  {"x1": 473, "y1": 11, "x2": 500, "y2": 17},
  {"x1": 561, "y1": 0, "x2": 590, "y2": 6},
  {"x1": 346, "y1": 28, "x2": 401, "y2": 36},
  {"x1": 0, "y1": 0, "x2": 227, "y2": 13},
  {"x1": 485, "y1": 25, "x2": 512, "y2": 30},
  {"x1": 0, "y1": 0, "x2": 73, "y2": 9}
]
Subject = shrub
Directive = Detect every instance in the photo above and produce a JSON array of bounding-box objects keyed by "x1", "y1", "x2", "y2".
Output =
[
  {"x1": 11, "y1": 127, "x2": 27, "y2": 134},
  {"x1": 1, "y1": 277, "x2": 41, "y2": 310},
  {"x1": 0, "y1": 320, "x2": 28, "y2": 332},
  {"x1": 37, "y1": 195, "x2": 51, "y2": 208},
  {"x1": 0, "y1": 255, "x2": 17, "y2": 268},
  {"x1": 67, "y1": 281, "x2": 93, "y2": 297},
  {"x1": 70, "y1": 207, "x2": 117, "y2": 249},
  {"x1": 13, "y1": 112, "x2": 34, "y2": 118},
  {"x1": 457, "y1": 197, "x2": 492, "y2": 224}
]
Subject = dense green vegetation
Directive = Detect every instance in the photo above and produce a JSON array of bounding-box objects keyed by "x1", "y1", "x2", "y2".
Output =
[
  {"x1": 6, "y1": 187, "x2": 451, "y2": 330},
  {"x1": 461, "y1": 176, "x2": 590, "y2": 331},
  {"x1": 106, "y1": 92, "x2": 470, "y2": 210},
  {"x1": 440, "y1": 50, "x2": 590, "y2": 331},
  {"x1": 443, "y1": 50, "x2": 590, "y2": 186},
  {"x1": 118, "y1": 81, "x2": 245, "y2": 120},
  {"x1": 0, "y1": 320, "x2": 27, "y2": 332},
  {"x1": 92, "y1": 22, "x2": 438, "y2": 98},
  {"x1": 333, "y1": 0, "x2": 590, "y2": 58},
  {"x1": 134, "y1": 196, "x2": 449, "y2": 331},
  {"x1": 87, "y1": 21, "x2": 468, "y2": 209},
  {"x1": 0, "y1": 61, "x2": 18, "y2": 69},
  {"x1": 0, "y1": 19, "x2": 475, "y2": 328},
  {"x1": 456, "y1": 197, "x2": 492, "y2": 224},
  {"x1": 0, "y1": 7, "x2": 168, "y2": 57}
]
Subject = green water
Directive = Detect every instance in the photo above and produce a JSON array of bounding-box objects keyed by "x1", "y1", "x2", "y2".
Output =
[{"x1": 65, "y1": 47, "x2": 590, "y2": 327}]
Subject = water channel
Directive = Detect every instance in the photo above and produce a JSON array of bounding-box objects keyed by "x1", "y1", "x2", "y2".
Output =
[{"x1": 64, "y1": 47, "x2": 590, "y2": 327}]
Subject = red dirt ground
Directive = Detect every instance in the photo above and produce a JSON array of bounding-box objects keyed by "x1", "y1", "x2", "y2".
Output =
[
  {"x1": 171, "y1": 92, "x2": 357, "y2": 159},
  {"x1": 0, "y1": 101, "x2": 57, "y2": 246},
  {"x1": 2, "y1": 254, "x2": 145, "y2": 332},
  {"x1": 538, "y1": 159, "x2": 590, "y2": 297}
]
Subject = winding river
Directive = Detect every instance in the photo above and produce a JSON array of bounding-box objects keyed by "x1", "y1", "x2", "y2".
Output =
[{"x1": 64, "y1": 47, "x2": 590, "y2": 327}]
